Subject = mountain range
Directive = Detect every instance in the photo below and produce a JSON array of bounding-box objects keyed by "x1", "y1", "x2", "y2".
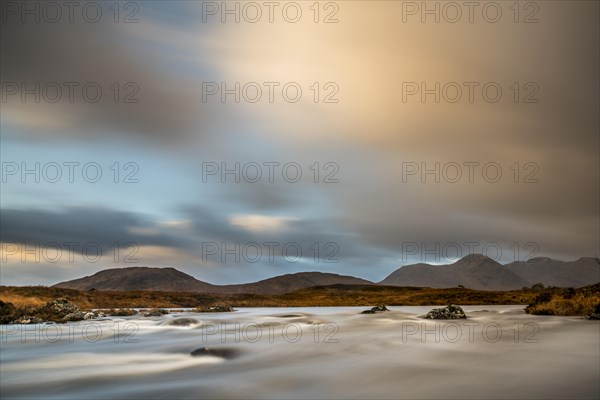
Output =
[
  {"x1": 379, "y1": 254, "x2": 599, "y2": 290},
  {"x1": 53, "y1": 267, "x2": 372, "y2": 295},
  {"x1": 53, "y1": 254, "x2": 600, "y2": 294}
]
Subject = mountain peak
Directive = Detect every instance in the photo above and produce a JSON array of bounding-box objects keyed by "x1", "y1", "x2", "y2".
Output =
[{"x1": 455, "y1": 253, "x2": 498, "y2": 264}]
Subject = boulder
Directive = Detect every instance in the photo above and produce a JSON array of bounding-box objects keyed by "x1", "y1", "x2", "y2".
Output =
[
  {"x1": 11, "y1": 315, "x2": 43, "y2": 324},
  {"x1": 168, "y1": 318, "x2": 198, "y2": 326},
  {"x1": 63, "y1": 311, "x2": 86, "y2": 321},
  {"x1": 425, "y1": 304, "x2": 467, "y2": 319},
  {"x1": 84, "y1": 312, "x2": 97, "y2": 320},
  {"x1": 360, "y1": 305, "x2": 389, "y2": 314},
  {"x1": 144, "y1": 309, "x2": 169, "y2": 317},
  {"x1": 46, "y1": 298, "x2": 80, "y2": 315},
  {"x1": 190, "y1": 347, "x2": 240, "y2": 359},
  {"x1": 34, "y1": 298, "x2": 87, "y2": 323}
]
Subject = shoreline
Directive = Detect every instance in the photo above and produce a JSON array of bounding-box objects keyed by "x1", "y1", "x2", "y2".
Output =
[{"x1": 2, "y1": 283, "x2": 599, "y2": 323}]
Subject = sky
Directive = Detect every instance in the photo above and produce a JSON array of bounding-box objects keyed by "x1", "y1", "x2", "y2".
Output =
[{"x1": 1, "y1": 1, "x2": 598, "y2": 286}]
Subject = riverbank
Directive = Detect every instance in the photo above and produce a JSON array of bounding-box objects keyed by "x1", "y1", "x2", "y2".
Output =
[{"x1": 1, "y1": 283, "x2": 598, "y2": 321}]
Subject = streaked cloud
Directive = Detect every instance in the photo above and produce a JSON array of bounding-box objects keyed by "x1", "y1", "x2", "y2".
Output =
[{"x1": 1, "y1": 1, "x2": 597, "y2": 285}]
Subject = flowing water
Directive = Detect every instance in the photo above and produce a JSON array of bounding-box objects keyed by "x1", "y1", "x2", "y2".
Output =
[{"x1": 1, "y1": 306, "x2": 598, "y2": 399}]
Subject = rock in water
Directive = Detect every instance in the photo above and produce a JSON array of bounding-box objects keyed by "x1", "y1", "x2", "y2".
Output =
[
  {"x1": 168, "y1": 318, "x2": 198, "y2": 326},
  {"x1": 372, "y1": 305, "x2": 389, "y2": 312},
  {"x1": 190, "y1": 347, "x2": 240, "y2": 359},
  {"x1": 84, "y1": 312, "x2": 96, "y2": 320},
  {"x1": 143, "y1": 309, "x2": 169, "y2": 317},
  {"x1": 63, "y1": 311, "x2": 86, "y2": 321},
  {"x1": 11, "y1": 315, "x2": 43, "y2": 324},
  {"x1": 360, "y1": 305, "x2": 390, "y2": 314},
  {"x1": 425, "y1": 304, "x2": 467, "y2": 319},
  {"x1": 36, "y1": 299, "x2": 86, "y2": 322}
]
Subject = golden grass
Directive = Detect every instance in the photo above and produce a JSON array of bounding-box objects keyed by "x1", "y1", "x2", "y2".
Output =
[
  {"x1": 1, "y1": 284, "x2": 541, "y2": 310},
  {"x1": 0, "y1": 293, "x2": 48, "y2": 307},
  {"x1": 526, "y1": 292, "x2": 600, "y2": 316},
  {"x1": 3, "y1": 284, "x2": 598, "y2": 317}
]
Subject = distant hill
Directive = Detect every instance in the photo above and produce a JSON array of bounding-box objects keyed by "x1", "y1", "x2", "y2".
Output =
[
  {"x1": 219, "y1": 272, "x2": 373, "y2": 295},
  {"x1": 505, "y1": 257, "x2": 600, "y2": 288},
  {"x1": 380, "y1": 254, "x2": 529, "y2": 290},
  {"x1": 52, "y1": 267, "x2": 220, "y2": 293},
  {"x1": 53, "y1": 268, "x2": 373, "y2": 295},
  {"x1": 53, "y1": 255, "x2": 600, "y2": 294},
  {"x1": 380, "y1": 254, "x2": 600, "y2": 290}
]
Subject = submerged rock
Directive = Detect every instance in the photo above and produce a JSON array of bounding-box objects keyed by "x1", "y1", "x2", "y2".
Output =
[
  {"x1": 143, "y1": 309, "x2": 169, "y2": 317},
  {"x1": 360, "y1": 305, "x2": 389, "y2": 314},
  {"x1": 168, "y1": 318, "x2": 198, "y2": 326},
  {"x1": 425, "y1": 304, "x2": 467, "y2": 319},
  {"x1": 190, "y1": 347, "x2": 241, "y2": 359}
]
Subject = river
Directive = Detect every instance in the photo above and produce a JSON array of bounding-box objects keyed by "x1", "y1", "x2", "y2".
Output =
[{"x1": 1, "y1": 306, "x2": 598, "y2": 399}]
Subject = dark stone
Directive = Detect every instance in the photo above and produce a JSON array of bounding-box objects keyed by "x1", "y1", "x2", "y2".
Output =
[
  {"x1": 190, "y1": 347, "x2": 241, "y2": 359},
  {"x1": 84, "y1": 311, "x2": 102, "y2": 320},
  {"x1": 63, "y1": 311, "x2": 86, "y2": 321},
  {"x1": 11, "y1": 315, "x2": 43, "y2": 324},
  {"x1": 360, "y1": 305, "x2": 389, "y2": 314},
  {"x1": 425, "y1": 304, "x2": 467, "y2": 319},
  {"x1": 36, "y1": 298, "x2": 86, "y2": 322},
  {"x1": 46, "y1": 298, "x2": 79, "y2": 314},
  {"x1": 168, "y1": 318, "x2": 198, "y2": 326},
  {"x1": 372, "y1": 305, "x2": 389, "y2": 312},
  {"x1": 144, "y1": 309, "x2": 169, "y2": 317}
]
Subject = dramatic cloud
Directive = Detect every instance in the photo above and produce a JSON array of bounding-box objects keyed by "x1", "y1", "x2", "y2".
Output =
[
  {"x1": 0, "y1": 7, "x2": 226, "y2": 144},
  {"x1": 1, "y1": 1, "x2": 598, "y2": 286}
]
